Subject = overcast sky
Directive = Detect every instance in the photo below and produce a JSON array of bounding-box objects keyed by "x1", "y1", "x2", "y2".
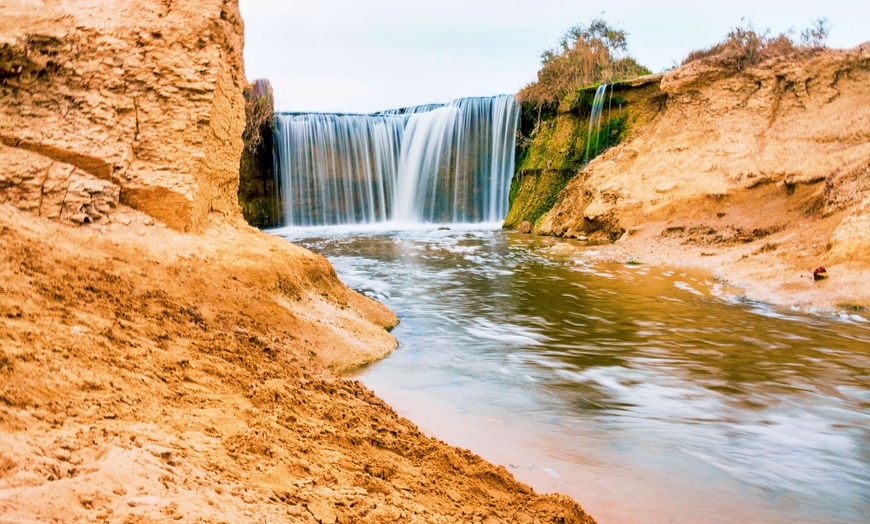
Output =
[{"x1": 240, "y1": 1, "x2": 868, "y2": 114}]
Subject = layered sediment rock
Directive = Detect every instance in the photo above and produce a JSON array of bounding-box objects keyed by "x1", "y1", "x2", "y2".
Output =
[
  {"x1": 535, "y1": 46, "x2": 870, "y2": 252},
  {"x1": 0, "y1": 0, "x2": 246, "y2": 231},
  {"x1": 514, "y1": 45, "x2": 870, "y2": 306},
  {"x1": 539, "y1": 46, "x2": 870, "y2": 243}
]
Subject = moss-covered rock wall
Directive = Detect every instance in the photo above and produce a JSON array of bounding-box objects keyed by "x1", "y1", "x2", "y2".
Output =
[{"x1": 505, "y1": 76, "x2": 663, "y2": 230}]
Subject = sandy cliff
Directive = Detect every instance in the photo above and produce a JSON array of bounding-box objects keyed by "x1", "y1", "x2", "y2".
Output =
[
  {"x1": 532, "y1": 45, "x2": 870, "y2": 309},
  {"x1": 1, "y1": 0, "x2": 246, "y2": 231},
  {"x1": 0, "y1": 1, "x2": 594, "y2": 522}
]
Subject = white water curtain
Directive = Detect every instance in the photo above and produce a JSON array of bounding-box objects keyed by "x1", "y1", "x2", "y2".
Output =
[{"x1": 274, "y1": 95, "x2": 519, "y2": 226}]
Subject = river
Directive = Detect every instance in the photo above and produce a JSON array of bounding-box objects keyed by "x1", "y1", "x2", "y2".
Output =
[{"x1": 274, "y1": 225, "x2": 870, "y2": 524}]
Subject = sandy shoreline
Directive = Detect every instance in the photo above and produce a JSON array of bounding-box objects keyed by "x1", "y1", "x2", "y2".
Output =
[
  {"x1": 541, "y1": 209, "x2": 870, "y2": 314},
  {"x1": 0, "y1": 205, "x2": 594, "y2": 523}
]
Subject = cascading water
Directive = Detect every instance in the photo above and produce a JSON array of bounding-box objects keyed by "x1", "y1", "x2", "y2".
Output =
[
  {"x1": 584, "y1": 84, "x2": 614, "y2": 165},
  {"x1": 273, "y1": 95, "x2": 519, "y2": 227}
]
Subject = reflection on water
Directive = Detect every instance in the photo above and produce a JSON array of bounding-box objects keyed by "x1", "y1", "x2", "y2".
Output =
[{"x1": 275, "y1": 227, "x2": 870, "y2": 524}]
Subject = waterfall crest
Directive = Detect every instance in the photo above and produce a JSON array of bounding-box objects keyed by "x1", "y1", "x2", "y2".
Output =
[{"x1": 273, "y1": 95, "x2": 519, "y2": 227}]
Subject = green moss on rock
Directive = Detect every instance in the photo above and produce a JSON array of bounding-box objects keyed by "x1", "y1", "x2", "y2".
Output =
[
  {"x1": 506, "y1": 85, "x2": 629, "y2": 231},
  {"x1": 504, "y1": 170, "x2": 573, "y2": 229}
]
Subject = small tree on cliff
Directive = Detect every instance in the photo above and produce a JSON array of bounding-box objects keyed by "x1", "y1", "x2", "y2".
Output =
[
  {"x1": 242, "y1": 87, "x2": 273, "y2": 151},
  {"x1": 518, "y1": 18, "x2": 651, "y2": 109}
]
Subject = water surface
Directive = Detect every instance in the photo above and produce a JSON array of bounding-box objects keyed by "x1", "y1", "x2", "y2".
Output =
[{"x1": 275, "y1": 226, "x2": 870, "y2": 524}]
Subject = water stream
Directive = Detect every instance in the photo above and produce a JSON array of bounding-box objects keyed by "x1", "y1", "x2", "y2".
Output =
[
  {"x1": 273, "y1": 96, "x2": 519, "y2": 226},
  {"x1": 274, "y1": 225, "x2": 870, "y2": 524}
]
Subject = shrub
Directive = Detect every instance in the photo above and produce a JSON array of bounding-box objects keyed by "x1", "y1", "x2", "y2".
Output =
[
  {"x1": 682, "y1": 18, "x2": 830, "y2": 70},
  {"x1": 239, "y1": 81, "x2": 281, "y2": 228},
  {"x1": 242, "y1": 87, "x2": 273, "y2": 151},
  {"x1": 800, "y1": 18, "x2": 831, "y2": 48},
  {"x1": 518, "y1": 19, "x2": 651, "y2": 109}
]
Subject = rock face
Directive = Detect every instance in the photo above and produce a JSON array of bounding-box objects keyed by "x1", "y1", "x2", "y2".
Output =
[
  {"x1": 0, "y1": 0, "x2": 246, "y2": 231},
  {"x1": 507, "y1": 45, "x2": 870, "y2": 307},
  {"x1": 535, "y1": 46, "x2": 870, "y2": 258}
]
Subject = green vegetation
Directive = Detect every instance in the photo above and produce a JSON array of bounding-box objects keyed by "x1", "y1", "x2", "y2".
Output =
[
  {"x1": 517, "y1": 107, "x2": 627, "y2": 175},
  {"x1": 504, "y1": 169, "x2": 573, "y2": 229},
  {"x1": 507, "y1": 19, "x2": 647, "y2": 230},
  {"x1": 518, "y1": 18, "x2": 651, "y2": 109},
  {"x1": 682, "y1": 18, "x2": 830, "y2": 70},
  {"x1": 506, "y1": 19, "x2": 648, "y2": 230}
]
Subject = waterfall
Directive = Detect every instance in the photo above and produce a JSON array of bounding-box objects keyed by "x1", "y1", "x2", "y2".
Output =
[
  {"x1": 273, "y1": 95, "x2": 519, "y2": 227},
  {"x1": 584, "y1": 84, "x2": 613, "y2": 166}
]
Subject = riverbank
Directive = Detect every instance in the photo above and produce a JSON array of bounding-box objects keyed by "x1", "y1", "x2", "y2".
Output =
[
  {"x1": 515, "y1": 44, "x2": 870, "y2": 311},
  {"x1": 0, "y1": 204, "x2": 593, "y2": 523},
  {"x1": 541, "y1": 183, "x2": 870, "y2": 312},
  {"x1": 296, "y1": 228, "x2": 870, "y2": 524}
]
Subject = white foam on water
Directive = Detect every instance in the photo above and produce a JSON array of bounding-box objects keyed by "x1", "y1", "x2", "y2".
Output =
[
  {"x1": 674, "y1": 281, "x2": 704, "y2": 296},
  {"x1": 466, "y1": 318, "x2": 549, "y2": 346},
  {"x1": 287, "y1": 220, "x2": 504, "y2": 238}
]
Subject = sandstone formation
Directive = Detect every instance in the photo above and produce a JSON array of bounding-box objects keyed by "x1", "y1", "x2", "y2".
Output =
[
  {"x1": 0, "y1": 1, "x2": 594, "y2": 522},
  {"x1": 1, "y1": 0, "x2": 246, "y2": 231},
  {"x1": 0, "y1": 209, "x2": 593, "y2": 523},
  {"x1": 521, "y1": 45, "x2": 870, "y2": 308}
]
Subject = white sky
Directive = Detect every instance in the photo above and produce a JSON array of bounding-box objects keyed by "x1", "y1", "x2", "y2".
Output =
[{"x1": 240, "y1": 1, "x2": 868, "y2": 114}]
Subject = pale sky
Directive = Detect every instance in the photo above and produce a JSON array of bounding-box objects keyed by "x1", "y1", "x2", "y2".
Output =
[{"x1": 240, "y1": 1, "x2": 867, "y2": 114}]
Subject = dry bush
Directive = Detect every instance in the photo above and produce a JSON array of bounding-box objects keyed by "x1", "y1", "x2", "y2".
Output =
[
  {"x1": 682, "y1": 18, "x2": 830, "y2": 70},
  {"x1": 518, "y1": 19, "x2": 651, "y2": 109},
  {"x1": 243, "y1": 87, "x2": 273, "y2": 151},
  {"x1": 239, "y1": 81, "x2": 280, "y2": 228}
]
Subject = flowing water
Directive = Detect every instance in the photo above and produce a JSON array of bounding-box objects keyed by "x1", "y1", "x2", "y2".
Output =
[
  {"x1": 273, "y1": 96, "x2": 518, "y2": 226},
  {"x1": 585, "y1": 83, "x2": 613, "y2": 165},
  {"x1": 273, "y1": 225, "x2": 870, "y2": 524}
]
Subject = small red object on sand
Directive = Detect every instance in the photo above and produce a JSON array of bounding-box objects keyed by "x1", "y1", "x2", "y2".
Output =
[{"x1": 813, "y1": 266, "x2": 828, "y2": 281}]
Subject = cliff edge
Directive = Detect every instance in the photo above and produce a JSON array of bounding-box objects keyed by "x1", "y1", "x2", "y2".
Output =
[{"x1": 530, "y1": 45, "x2": 870, "y2": 309}]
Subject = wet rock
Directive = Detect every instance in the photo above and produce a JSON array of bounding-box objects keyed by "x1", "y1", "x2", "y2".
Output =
[{"x1": 518, "y1": 221, "x2": 532, "y2": 234}]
